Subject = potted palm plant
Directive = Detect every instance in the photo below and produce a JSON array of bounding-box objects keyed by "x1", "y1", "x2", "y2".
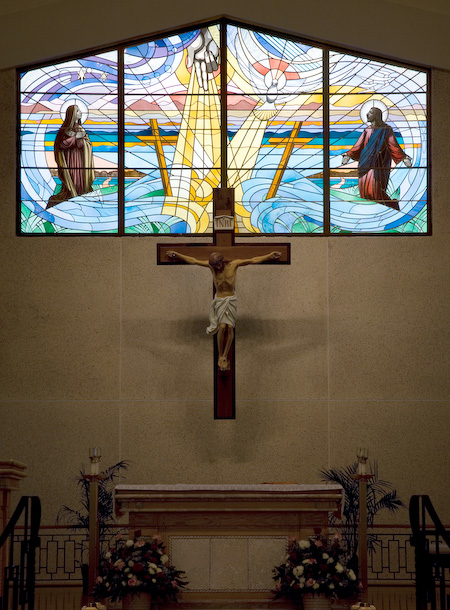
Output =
[
  {"x1": 320, "y1": 461, "x2": 405, "y2": 575},
  {"x1": 57, "y1": 460, "x2": 130, "y2": 595}
]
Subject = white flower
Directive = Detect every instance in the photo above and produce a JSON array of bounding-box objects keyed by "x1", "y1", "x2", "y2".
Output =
[
  {"x1": 329, "y1": 583, "x2": 335, "y2": 589},
  {"x1": 302, "y1": 559, "x2": 311, "y2": 564},
  {"x1": 128, "y1": 560, "x2": 134, "y2": 567},
  {"x1": 348, "y1": 569, "x2": 356, "y2": 580},
  {"x1": 293, "y1": 566, "x2": 304, "y2": 577},
  {"x1": 126, "y1": 540, "x2": 134, "y2": 547},
  {"x1": 124, "y1": 568, "x2": 130, "y2": 573},
  {"x1": 335, "y1": 562, "x2": 344, "y2": 573},
  {"x1": 327, "y1": 557, "x2": 334, "y2": 564},
  {"x1": 161, "y1": 554, "x2": 169, "y2": 564},
  {"x1": 105, "y1": 552, "x2": 111, "y2": 559},
  {"x1": 322, "y1": 553, "x2": 329, "y2": 559},
  {"x1": 156, "y1": 567, "x2": 162, "y2": 573},
  {"x1": 299, "y1": 540, "x2": 310, "y2": 550},
  {"x1": 122, "y1": 581, "x2": 127, "y2": 587},
  {"x1": 152, "y1": 578, "x2": 156, "y2": 583},
  {"x1": 105, "y1": 582, "x2": 110, "y2": 588},
  {"x1": 313, "y1": 582, "x2": 320, "y2": 590}
]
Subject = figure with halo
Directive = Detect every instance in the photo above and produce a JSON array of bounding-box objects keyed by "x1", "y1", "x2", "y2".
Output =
[
  {"x1": 342, "y1": 105, "x2": 412, "y2": 210},
  {"x1": 48, "y1": 104, "x2": 95, "y2": 207}
]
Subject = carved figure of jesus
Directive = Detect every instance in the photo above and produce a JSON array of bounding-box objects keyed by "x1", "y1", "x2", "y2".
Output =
[{"x1": 167, "y1": 250, "x2": 281, "y2": 371}]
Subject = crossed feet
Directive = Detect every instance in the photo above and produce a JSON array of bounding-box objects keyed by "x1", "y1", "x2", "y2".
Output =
[{"x1": 218, "y1": 356, "x2": 230, "y2": 372}]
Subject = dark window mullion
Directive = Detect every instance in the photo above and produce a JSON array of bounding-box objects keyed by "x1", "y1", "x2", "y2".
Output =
[
  {"x1": 323, "y1": 49, "x2": 330, "y2": 235},
  {"x1": 118, "y1": 47, "x2": 125, "y2": 235}
]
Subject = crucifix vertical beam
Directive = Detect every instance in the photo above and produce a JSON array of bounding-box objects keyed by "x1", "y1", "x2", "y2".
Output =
[
  {"x1": 158, "y1": 187, "x2": 290, "y2": 419},
  {"x1": 212, "y1": 188, "x2": 235, "y2": 419}
]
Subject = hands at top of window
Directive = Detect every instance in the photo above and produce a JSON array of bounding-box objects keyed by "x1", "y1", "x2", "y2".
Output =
[{"x1": 186, "y1": 28, "x2": 219, "y2": 91}]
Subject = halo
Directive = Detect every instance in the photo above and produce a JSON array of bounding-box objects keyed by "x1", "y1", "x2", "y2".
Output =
[
  {"x1": 360, "y1": 99, "x2": 388, "y2": 123},
  {"x1": 60, "y1": 98, "x2": 89, "y2": 123}
]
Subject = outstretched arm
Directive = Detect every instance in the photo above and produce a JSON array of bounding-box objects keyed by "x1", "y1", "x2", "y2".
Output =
[
  {"x1": 166, "y1": 250, "x2": 210, "y2": 267},
  {"x1": 232, "y1": 251, "x2": 281, "y2": 267}
]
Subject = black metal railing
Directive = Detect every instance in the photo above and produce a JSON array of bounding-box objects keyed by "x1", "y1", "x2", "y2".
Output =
[
  {"x1": 410, "y1": 495, "x2": 450, "y2": 610},
  {"x1": 7, "y1": 524, "x2": 422, "y2": 585},
  {"x1": 0, "y1": 496, "x2": 41, "y2": 610}
]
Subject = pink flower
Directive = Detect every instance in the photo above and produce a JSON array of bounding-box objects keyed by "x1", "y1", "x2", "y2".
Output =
[
  {"x1": 333, "y1": 532, "x2": 342, "y2": 541},
  {"x1": 135, "y1": 540, "x2": 145, "y2": 547},
  {"x1": 306, "y1": 578, "x2": 315, "y2": 587},
  {"x1": 128, "y1": 577, "x2": 137, "y2": 587},
  {"x1": 314, "y1": 539, "x2": 323, "y2": 547}
]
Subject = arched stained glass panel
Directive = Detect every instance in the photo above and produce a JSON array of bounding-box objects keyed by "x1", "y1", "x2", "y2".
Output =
[
  {"x1": 227, "y1": 25, "x2": 324, "y2": 234},
  {"x1": 20, "y1": 51, "x2": 118, "y2": 233},
  {"x1": 123, "y1": 26, "x2": 221, "y2": 234},
  {"x1": 329, "y1": 51, "x2": 427, "y2": 233}
]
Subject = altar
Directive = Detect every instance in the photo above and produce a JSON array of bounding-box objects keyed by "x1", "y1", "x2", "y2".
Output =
[{"x1": 114, "y1": 484, "x2": 343, "y2": 607}]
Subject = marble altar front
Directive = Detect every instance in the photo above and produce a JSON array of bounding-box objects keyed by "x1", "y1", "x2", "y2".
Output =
[{"x1": 114, "y1": 484, "x2": 344, "y2": 607}]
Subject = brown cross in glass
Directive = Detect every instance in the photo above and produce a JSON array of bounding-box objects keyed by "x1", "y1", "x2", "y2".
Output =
[
  {"x1": 267, "y1": 121, "x2": 313, "y2": 198},
  {"x1": 158, "y1": 188, "x2": 290, "y2": 419}
]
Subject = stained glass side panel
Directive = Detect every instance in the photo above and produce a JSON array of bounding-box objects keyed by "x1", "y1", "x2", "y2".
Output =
[
  {"x1": 123, "y1": 25, "x2": 221, "y2": 234},
  {"x1": 329, "y1": 52, "x2": 427, "y2": 234},
  {"x1": 20, "y1": 52, "x2": 118, "y2": 234},
  {"x1": 227, "y1": 25, "x2": 324, "y2": 233}
]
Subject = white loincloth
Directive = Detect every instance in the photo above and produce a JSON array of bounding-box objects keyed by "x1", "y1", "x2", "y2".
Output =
[{"x1": 206, "y1": 294, "x2": 237, "y2": 335}]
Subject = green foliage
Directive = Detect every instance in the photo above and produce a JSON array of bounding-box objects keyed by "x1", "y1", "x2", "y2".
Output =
[
  {"x1": 320, "y1": 461, "x2": 405, "y2": 563},
  {"x1": 57, "y1": 460, "x2": 129, "y2": 540}
]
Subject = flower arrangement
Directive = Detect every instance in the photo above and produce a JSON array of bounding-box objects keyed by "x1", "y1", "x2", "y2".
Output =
[
  {"x1": 273, "y1": 534, "x2": 358, "y2": 600},
  {"x1": 93, "y1": 534, "x2": 188, "y2": 603}
]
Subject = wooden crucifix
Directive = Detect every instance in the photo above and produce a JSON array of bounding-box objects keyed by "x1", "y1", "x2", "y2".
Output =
[{"x1": 157, "y1": 187, "x2": 290, "y2": 419}]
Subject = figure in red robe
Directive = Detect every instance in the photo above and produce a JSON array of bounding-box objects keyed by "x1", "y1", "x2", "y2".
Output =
[
  {"x1": 342, "y1": 107, "x2": 412, "y2": 210},
  {"x1": 48, "y1": 104, "x2": 95, "y2": 208}
]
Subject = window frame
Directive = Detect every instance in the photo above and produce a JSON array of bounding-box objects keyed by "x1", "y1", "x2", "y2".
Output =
[{"x1": 17, "y1": 16, "x2": 431, "y2": 237}]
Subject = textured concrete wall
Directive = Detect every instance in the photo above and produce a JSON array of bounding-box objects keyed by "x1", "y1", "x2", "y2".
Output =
[{"x1": 0, "y1": 20, "x2": 449, "y2": 528}]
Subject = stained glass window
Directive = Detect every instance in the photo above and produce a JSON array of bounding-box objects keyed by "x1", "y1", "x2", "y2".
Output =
[{"x1": 18, "y1": 19, "x2": 429, "y2": 235}]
